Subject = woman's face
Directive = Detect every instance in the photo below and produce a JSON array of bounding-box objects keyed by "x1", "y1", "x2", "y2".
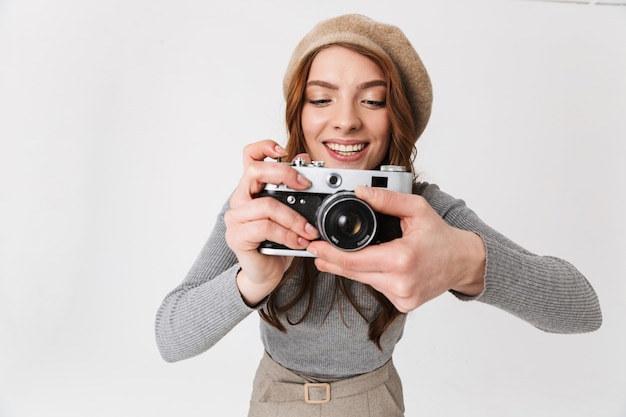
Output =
[{"x1": 301, "y1": 46, "x2": 391, "y2": 170}]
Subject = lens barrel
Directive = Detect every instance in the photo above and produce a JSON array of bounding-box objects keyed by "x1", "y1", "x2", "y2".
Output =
[{"x1": 317, "y1": 191, "x2": 377, "y2": 251}]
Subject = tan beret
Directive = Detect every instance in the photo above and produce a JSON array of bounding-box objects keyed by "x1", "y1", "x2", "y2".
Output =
[{"x1": 283, "y1": 14, "x2": 433, "y2": 141}]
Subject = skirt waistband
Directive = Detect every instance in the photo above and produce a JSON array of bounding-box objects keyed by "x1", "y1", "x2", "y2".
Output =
[{"x1": 258, "y1": 352, "x2": 393, "y2": 404}]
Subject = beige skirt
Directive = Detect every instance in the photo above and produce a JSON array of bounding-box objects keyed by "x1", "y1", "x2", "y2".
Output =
[{"x1": 248, "y1": 352, "x2": 405, "y2": 417}]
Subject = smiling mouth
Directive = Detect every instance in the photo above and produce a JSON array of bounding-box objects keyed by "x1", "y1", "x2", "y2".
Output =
[{"x1": 324, "y1": 142, "x2": 367, "y2": 156}]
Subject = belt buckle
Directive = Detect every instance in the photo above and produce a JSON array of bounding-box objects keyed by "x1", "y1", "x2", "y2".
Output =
[{"x1": 304, "y1": 382, "x2": 331, "y2": 404}]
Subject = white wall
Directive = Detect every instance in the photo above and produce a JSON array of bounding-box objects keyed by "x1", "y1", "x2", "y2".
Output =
[{"x1": 1, "y1": 0, "x2": 624, "y2": 416}]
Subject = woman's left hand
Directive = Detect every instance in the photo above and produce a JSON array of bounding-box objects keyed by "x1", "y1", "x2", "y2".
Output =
[{"x1": 307, "y1": 186, "x2": 486, "y2": 313}]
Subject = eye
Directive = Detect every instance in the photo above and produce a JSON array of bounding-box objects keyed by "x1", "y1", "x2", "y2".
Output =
[
  {"x1": 362, "y1": 99, "x2": 386, "y2": 108},
  {"x1": 307, "y1": 98, "x2": 332, "y2": 106}
]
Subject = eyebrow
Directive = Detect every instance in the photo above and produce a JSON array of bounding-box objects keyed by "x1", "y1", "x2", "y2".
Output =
[{"x1": 306, "y1": 79, "x2": 387, "y2": 90}]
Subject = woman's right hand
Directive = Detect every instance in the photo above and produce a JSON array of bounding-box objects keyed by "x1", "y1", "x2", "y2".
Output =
[{"x1": 224, "y1": 140, "x2": 319, "y2": 306}]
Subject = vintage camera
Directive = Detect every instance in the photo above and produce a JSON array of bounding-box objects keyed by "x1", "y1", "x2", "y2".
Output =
[{"x1": 257, "y1": 158, "x2": 413, "y2": 257}]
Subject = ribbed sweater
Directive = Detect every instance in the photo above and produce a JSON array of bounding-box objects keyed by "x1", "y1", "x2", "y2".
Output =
[{"x1": 155, "y1": 183, "x2": 602, "y2": 379}]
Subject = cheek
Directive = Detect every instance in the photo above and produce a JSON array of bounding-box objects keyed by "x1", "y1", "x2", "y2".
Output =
[
  {"x1": 370, "y1": 118, "x2": 392, "y2": 164},
  {"x1": 377, "y1": 112, "x2": 392, "y2": 137},
  {"x1": 373, "y1": 115, "x2": 392, "y2": 146},
  {"x1": 371, "y1": 141, "x2": 390, "y2": 166},
  {"x1": 301, "y1": 108, "x2": 324, "y2": 140}
]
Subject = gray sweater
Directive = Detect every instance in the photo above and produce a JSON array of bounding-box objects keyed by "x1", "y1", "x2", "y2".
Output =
[{"x1": 155, "y1": 183, "x2": 602, "y2": 378}]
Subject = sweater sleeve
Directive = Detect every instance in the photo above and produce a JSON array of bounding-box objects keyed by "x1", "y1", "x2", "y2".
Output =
[
  {"x1": 416, "y1": 183, "x2": 602, "y2": 334},
  {"x1": 155, "y1": 200, "x2": 258, "y2": 362}
]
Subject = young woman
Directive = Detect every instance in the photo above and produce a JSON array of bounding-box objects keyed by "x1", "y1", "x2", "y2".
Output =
[{"x1": 155, "y1": 14, "x2": 602, "y2": 416}]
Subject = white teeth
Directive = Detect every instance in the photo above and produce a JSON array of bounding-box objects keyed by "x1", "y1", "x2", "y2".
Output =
[{"x1": 326, "y1": 143, "x2": 365, "y2": 155}]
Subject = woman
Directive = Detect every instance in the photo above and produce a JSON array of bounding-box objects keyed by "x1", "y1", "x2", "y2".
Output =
[{"x1": 155, "y1": 14, "x2": 601, "y2": 416}]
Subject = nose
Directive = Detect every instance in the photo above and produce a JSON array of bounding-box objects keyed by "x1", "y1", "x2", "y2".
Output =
[{"x1": 332, "y1": 101, "x2": 361, "y2": 133}]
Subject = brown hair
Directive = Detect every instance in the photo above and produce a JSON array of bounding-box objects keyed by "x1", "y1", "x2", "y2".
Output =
[
  {"x1": 285, "y1": 43, "x2": 417, "y2": 174},
  {"x1": 259, "y1": 43, "x2": 417, "y2": 349}
]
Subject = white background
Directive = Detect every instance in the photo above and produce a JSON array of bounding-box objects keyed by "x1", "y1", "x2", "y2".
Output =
[{"x1": 1, "y1": 0, "x2": 625, "y2": 416}]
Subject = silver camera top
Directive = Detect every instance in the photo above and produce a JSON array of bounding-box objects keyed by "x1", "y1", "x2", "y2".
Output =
[
  {"x1": 265, "y1": 158, "x2": 413, "y2": 194},
  {"x1": 292, "y1": 157, "x2": 325, "y2": 167}
]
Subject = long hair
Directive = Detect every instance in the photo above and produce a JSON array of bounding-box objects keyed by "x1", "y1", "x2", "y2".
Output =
[{"x1": 259, "y1": 43, "x2": 418, "y2": 349}]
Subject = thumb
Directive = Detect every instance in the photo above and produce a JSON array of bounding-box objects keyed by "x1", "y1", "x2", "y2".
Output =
[{"x1": 355, "y1": 185, "x2": 415, "y2": 217}]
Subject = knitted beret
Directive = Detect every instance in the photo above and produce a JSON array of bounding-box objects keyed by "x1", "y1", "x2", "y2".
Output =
[{"x1": 283, "y1": 14, "x2": 433, "y2": 141}]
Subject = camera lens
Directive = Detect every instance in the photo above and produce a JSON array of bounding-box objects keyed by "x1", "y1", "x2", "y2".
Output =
[
  {"x1": 316, "y1": 191, "x2": 377, "y2": 251},
  {"x1": 336, "y1": 213, "x2": 362, "y2": 237}
]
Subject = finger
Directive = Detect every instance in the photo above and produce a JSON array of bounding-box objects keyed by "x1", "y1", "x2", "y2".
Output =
[
  {"x1": 230, "y1": 161, "x2": 313, "y2": 207},
  {"x1": 227, "y1": 197, "x2": 319, "y2": 240},
  {"x1": 310, "y1": 241, "x2": 418, "y2": 309},
  {"x1": 311, "y1": 245, "x2": 392, "y2": 294},
  {"x1": 239, "y1": 196, "x2": 319, "y2": 240},
  {"x1": 307, "y1": 239, "x2": 401, "y2": 275},
  {"x1": 355, "y1": 186, "x2": 423, "y2": 218},
  {"x1": 227, "y1": 218, "x2": 313, "y2": 252},
  {"x1": 242, "y1": 140, "x2": 288, "y2": 168},
  {"x1": 249, "y1": 160, "x2": 312, "y2": 190}
]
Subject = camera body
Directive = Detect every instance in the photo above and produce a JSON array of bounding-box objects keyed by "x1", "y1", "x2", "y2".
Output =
[{"x1": 257, "y1": 158, "x2": 413, "y2": 257}]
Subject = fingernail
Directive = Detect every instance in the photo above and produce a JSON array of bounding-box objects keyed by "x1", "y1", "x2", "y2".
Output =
[
  {"x1": 305, "y1": 223, "x2": 318, "y2": 238},
  {"x1": 297, "y1": 173, "x2": 312, "y2": 187},
  {"x1": 275, "y1": 145, "x2": 287, "y2": 155},
  {"x1": 307, "y1": 245, "x2": 318, "y2": 256},
  {"x1": 356, "y1": 185, "x2": 373, "y2": 198}
]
